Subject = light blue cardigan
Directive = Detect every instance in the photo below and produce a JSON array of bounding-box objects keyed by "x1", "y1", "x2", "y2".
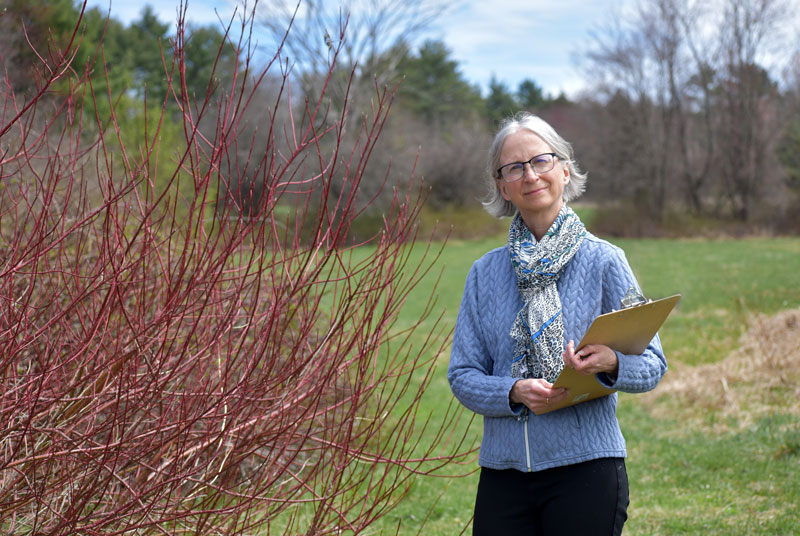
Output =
[{"x1": 447, "y1": 232, "x2": 667, "y2": 473}]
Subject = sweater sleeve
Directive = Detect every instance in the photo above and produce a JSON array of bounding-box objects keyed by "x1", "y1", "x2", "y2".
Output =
[
  {"x1": 447, "y1": 263, "x2": 522, "y2": 418},
  {"x1": 595, "y1": 247, "x2": 668, "y2": 393}
]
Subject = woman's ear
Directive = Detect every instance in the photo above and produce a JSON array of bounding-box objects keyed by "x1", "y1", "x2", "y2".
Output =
[{"x1": 498, "y1": 179, "x2": 511, "y2": 201}]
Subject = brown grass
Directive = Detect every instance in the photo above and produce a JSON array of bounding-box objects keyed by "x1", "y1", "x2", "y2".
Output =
[{"x1": 641, "y1": 308, "x2": 800, "y2": 434}]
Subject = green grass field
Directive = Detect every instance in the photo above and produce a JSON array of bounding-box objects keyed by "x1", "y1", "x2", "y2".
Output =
[{"x1": 372, "y1": 232, "x2": 800, "y2": 535}]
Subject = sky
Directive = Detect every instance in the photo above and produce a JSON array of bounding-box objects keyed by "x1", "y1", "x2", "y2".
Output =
[{"x1": 83, "y1": 0, "x2": 632, "y2": 98}]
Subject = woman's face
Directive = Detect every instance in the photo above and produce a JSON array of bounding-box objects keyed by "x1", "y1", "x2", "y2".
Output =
[{"x1": 497, "y1": 130, "x2": 569, "y2": 227}]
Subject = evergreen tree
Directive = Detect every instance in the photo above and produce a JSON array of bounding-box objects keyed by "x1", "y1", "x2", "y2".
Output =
[
  {"x1": 128, "y1": 5, "x2": 172, "y2": 104},
  {"x1": 182, "y1": 24, "x2": 239, "y2": 101},
  {"x1": 396, "y1": 40, "x2": 483, "y2": 124},
  {"x1": 485, "y1": 76, "x2": 517, "y2": 125},
  {"x1": 0, "y1": 0, "x2": 80, "y2": 94},
  {"x1": 517, "y1": 78, "x2": 546, "y2": 110}
]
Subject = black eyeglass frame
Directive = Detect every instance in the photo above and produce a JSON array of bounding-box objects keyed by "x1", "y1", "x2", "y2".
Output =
[{"x1": 496, "y1": 152, "x2": 559, "y2": 182}]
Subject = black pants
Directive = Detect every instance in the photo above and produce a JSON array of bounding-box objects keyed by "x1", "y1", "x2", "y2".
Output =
[{"x1": 473, "y1": 458, "x2": 629, "y2": 535}]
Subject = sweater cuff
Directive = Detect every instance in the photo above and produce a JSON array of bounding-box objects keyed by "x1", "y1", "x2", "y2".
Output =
[
  {"x1": 596, "y1": 351, "x2": 624, "y2": 389},
  {"x1": 507, "y1": 378, "x2": 526, "y2": 416}
]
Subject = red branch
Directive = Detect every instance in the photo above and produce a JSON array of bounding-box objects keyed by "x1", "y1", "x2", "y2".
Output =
[{"x1": 0, "y1": 2, "x2": 475, "y2": 535}]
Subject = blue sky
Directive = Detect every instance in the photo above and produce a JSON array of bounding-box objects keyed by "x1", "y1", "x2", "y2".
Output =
[
  {"x1": 83, "y1": 0, "x2": 632, "y2": 98},
  {"x1": 431, "y1": 0, "x2": 631, "y2": 98}
]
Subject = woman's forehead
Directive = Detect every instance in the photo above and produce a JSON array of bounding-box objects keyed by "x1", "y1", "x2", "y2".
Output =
[{"x1": 500, "y1": 130, "x2": 549, "y2": 159}]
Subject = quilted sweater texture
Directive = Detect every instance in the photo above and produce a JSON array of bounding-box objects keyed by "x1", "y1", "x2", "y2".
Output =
[{"x1": 447, "y1": 232, "x2": 667, "y2": 473}]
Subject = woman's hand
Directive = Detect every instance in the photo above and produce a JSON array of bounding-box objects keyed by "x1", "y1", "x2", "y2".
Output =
[
  {"x1": 563, "y1": 340, "x2": 619, "y2": 378},
  {"x1": 509, "y1": 378, "x2": 569, "y2": 413}
]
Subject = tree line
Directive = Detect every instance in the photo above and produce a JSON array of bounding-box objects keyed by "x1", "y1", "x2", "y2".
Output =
[
  {"x1": 249, "y1": 0, "x2": 800, "y2": 235},
  {"x1": 573, "y1": 0, "x2": 800, "y2": 235},
  {"x1": 4, "y1": 0, "x2": 799, "y2": 235}
]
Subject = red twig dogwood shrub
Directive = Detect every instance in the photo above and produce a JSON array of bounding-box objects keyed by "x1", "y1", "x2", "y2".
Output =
[{"x1": 0, "y1": 5, "x2": 471, "y2": 534}]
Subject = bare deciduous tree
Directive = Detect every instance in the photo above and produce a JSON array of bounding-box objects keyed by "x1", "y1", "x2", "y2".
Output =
[
  {"x1": 716, "y1": 0, "x2": 789, "y2": 220},
  {"x1": 254, "y1": 0, "x2": 448, "y2": 88},
  {"x1": 579, "y1": 0, "x2": 800, "y2": 226},
  {"x1": 248, "y1": 0, "x2": 455, "y2": 218}
]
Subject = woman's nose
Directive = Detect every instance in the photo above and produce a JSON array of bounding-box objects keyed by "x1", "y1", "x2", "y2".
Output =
[{"x1": 521, "y1": 163, "x2": 539, "y2": 180}]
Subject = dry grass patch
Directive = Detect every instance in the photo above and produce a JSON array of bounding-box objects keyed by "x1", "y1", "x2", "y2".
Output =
[{"x1": 641, "y1": 308, "x2": 800, "y2": 434}]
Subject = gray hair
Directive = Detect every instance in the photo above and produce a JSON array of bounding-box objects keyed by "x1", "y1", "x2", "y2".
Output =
[{"x1": 482, "y1": 112, "x2": 587, "y2": 218}]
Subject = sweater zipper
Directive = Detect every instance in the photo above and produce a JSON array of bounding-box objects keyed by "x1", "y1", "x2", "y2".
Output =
[{"x1": 523, "y1": 411, "x2": 532, "y2": 472}]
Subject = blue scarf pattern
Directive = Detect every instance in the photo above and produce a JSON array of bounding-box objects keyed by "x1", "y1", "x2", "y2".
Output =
[{"x1": 508, "y1": 206, "x2": 586, "y2": 381}]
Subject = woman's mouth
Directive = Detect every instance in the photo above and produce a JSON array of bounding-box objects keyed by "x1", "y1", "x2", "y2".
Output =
[{"x1": 523, "y1": 186, "x2": 547, "y2": 196}]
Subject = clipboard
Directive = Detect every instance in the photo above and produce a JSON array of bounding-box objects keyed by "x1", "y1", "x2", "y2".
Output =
[{"x1": 535, "y1": 294, "x2": 681, "y2": 415}]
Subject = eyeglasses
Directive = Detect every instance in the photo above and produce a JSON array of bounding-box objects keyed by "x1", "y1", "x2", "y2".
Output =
[{"x1": 496, "y1": 153, "x2": 559, "y2": 182}]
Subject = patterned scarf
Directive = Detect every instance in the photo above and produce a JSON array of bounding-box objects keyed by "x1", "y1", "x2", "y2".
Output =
[{"x1": 508, "y1": 206, "x2": 586, "y2": 381}]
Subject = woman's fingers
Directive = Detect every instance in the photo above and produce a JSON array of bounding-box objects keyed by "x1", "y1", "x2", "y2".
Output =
[
  {"x1": 512, "y1": 378, "x2": 569, "y2": 411},
  {"x1": 566, "y1": 344, "x2": 618, "y2": 375}
]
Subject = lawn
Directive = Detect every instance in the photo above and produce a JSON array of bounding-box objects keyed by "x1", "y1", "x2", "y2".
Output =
[{"x1": 371, "y1": 231, "x2": 800, "y2": 535}]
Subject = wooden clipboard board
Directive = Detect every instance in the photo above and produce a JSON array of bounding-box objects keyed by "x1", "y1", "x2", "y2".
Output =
[{"x1": 535, "y1": 294, "x2": 681, "y2": 415}]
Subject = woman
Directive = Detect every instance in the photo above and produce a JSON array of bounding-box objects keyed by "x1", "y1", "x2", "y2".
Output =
[{"x1": 448, "y1": 112, "x2": 666, "y2": 535}]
